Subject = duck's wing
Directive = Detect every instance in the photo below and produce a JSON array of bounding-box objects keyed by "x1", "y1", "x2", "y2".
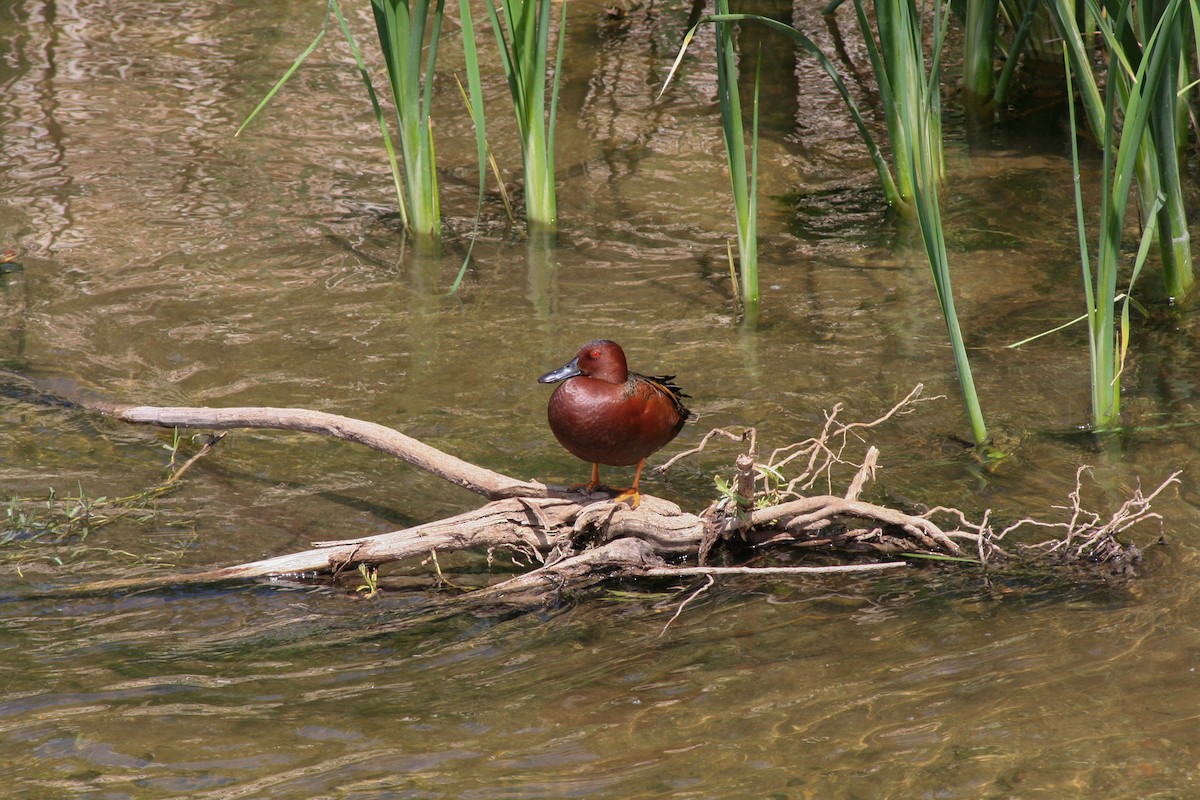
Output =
[{"x1": 635, "y1": 372, "x2": 696, "y2": 421}]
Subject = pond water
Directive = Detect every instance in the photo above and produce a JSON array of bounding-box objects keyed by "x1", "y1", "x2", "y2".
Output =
[{"x1": 3, "y1": 0, "x2": 1200, "y2": 797}]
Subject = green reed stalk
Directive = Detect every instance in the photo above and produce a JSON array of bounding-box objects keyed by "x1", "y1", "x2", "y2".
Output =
[
  {"x1": 961, "y1": 0, "x2": 999, "y2": 106},
  {"x1": 666, "y1": 2, "x2": 988, "y2": 443},
  {"x1": 1052, "y1": 0, "x2": 1193, "y2": 303},
  {"x1": 448, "y1": 0, "x2": 491, "y2": 294},
  {"x1": 486, "y1": 0, "x2": 565, "y2": 233},
  {"x1": 370, "y1": 0, "x2": 444, "y2": 240},
  {"x1": 854, "y1": 0, "x2": 946, "y2": 213},
  {"x1": 1049, "y1": 0, "x2": 1104, "y2": 131},
  {"x1": 714, "y1": 0, "x2": 761, "y2": 322},
  {"x1": 1140, "y1": 0, "x2": 1193, "y2": 300},
  {"x1": 664, "y1": 14, "x2": 900, "y2": 208},
  {"x1": 961, "y1": 0, "x2": 1039, "y2": 108},
  {"x1": 236, "y1": 0, "x2": 446, "y2": 242},
  {"x1": 844, "y1": 0, "x2": 987, "y2": 442},
  {"x1": 875, "y1": 0, "x2": 987, "y2": 445},
  {"x1": 991, "y1": 0, "x2": 1039, "y2": 106},
  {"x1": 1061, "y1": 0, "x2": 1180, "y2": 429}
]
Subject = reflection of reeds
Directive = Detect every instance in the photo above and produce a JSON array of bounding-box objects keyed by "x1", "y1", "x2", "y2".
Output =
[
  {"x1": 1060, "y1": 0, "x2": 1185, "y2": 429},
  {"x1": 486, "y1": 0, "x2": 565, "y2": 233}
]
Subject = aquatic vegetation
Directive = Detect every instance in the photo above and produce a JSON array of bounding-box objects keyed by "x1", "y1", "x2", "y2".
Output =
[
  {"x1": 959, "y1": 0, "x2": 1043, "y2": 108},
  {"x1": 485, "y1": 0, "x2": 566, "y2": 233},
  {"x1": 2, "y1": 484, "x2": 192, "y2": 572},
  {"x1": 965, "y1": 0, "x2": 1194, "y2": 301},
  {"x1": 238, "y1": 0, "x2": 481, "y2": 244},
  {"x1": 355, "y1": 562, "x2": 381, "y2": 598},
  {"x1": 365, "y1": 0, "x2": 446, "y2": 240},
  {"x1": 852, "y1": 0, "x2": 989, "y2": 446},
  {"x1": 663, "y1": 7, "x2": 880, "y2": 322},
  {"x1": 712, "y1": 0, "x2": 762, "y2": 323},
  {"x1": 668, "y1": 2, "x2": 988, "y2": 445},
  {"x1": 1059, "y1": 0, "x2": 1186, "y2": 429},
  {"x1": 0, "y1": 430, "x2": 216, "y2": 571}
]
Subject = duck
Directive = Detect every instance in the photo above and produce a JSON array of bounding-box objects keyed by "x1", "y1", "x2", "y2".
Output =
[{"x1": 538, "y1": 339, "x2": 692, "y2": 508}]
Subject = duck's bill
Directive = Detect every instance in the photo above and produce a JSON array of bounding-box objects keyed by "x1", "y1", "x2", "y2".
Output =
[{"x1": 538, "y1": 357, "x2": 582, "y2": 384}]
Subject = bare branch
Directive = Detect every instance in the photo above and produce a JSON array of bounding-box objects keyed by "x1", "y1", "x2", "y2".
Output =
[
  {"x1": 644, "y1": 562, "x2": 907, "y2": 577},
  {"x1": 95, "y1": 403, "x2": 549, "y2": 500},
  {"x1": 657, "y1": 427, "x2": 752, "y2": 472},
  {"x1": 659, "y1": 574, "x2": 715, "y2": 637}
]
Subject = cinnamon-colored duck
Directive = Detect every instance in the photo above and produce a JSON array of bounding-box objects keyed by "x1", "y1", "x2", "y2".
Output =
[{"x1": 538, "y1": 339, "x2": 692, "y2": 508}]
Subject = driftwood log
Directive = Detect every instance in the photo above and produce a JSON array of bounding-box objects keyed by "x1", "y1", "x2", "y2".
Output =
[{"x1": 70, "y1": 385, "x2": 1178, "y2": 605}]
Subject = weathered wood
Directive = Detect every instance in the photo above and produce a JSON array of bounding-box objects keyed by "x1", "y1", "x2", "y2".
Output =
[
  {"x1": 95, "y1": 403, "x2": 550, "y2": 500},
  {"x1": 65, "y1": 398, "x2": 1173, "y2": 604},
  {"x1": 212, "y1": 495, "x2": 699, "y2": 573}
]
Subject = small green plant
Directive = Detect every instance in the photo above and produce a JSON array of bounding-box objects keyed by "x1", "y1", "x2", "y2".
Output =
[
  {"x1": 356, "y1": 563, "x2": 381, "y2": 599},
  {"x1": 2, "y1": 432, "x2": 215, "y2": 570},
  {"x1": 163, "y1": 426, "x2": 183, "y2": 470},
  {"x1": 2, "y1": 485, "x2": 191, "y2": 572},
  {"x1": 3, "y1": 485, "x2": 107, "y2": 545},
  {"x1": 714, "y1": 462, "x2": 787, "y2": 520}
]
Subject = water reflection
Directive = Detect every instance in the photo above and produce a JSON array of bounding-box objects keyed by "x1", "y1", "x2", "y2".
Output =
[{"x1": 1, "y1": 0, "x2": 1199, "y2": 798}]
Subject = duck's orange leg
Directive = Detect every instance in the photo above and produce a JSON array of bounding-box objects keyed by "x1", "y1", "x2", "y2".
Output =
[
  {"x1": 568, "y1": 463, "x2": 602, "y2": 494},
  {"x1": 611, "y1": 459, "x2": 646, "y2": 509}
]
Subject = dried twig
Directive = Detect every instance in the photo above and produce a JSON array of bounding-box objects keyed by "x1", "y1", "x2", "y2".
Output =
[
  {"x1": 659, "y1": 574, "x2": 715, "y2": 637},
  {"x1": 644, "y1": 562, "x2": 907, "y2": 577},
  {"x1": 1023, "y1": 468, "x2": 1180, "y2": 561},
  {"x1": 658, "y1": 427, "x2": 753, "y2": 472},
  {"x1": 165, "y1": 433, "x2": 225, "y2": 485}
]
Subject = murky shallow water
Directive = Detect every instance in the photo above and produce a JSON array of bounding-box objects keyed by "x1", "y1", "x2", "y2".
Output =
[{"x1": 3, "y1": 0, "x2": 1200, "y2": 797}]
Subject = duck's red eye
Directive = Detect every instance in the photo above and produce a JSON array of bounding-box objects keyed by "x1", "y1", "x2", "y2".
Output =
[{"x1": 590, "y1": 350, "x2": 601, "y2": 358}]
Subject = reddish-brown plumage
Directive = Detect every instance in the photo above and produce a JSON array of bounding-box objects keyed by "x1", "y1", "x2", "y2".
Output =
[{"x1": 538, "y1": 340, "x2": 691, "y2": 507}]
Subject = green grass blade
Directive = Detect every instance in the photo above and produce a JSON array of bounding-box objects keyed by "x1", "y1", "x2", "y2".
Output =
[
  {"x1": 1117, "y1": 193, "x2": 1163, "y2": 379},
  {"x1": 666, "y1": 12, "x2": 901, "y2": 208},
  {"x1": 745, "y1": 52, "x2": 761, "y2": 317},
  {"x1": 1048, "y1": 0, "x2": 1106, "y2": 137},
  {"x1": 546, "y1": 0, "x2": 566, "y2": 196},
  {"x1": 448, "y1": 0, "x2": 489, "y2": 295},
  {"x1": 235, "y1": 4, "x2": 331, "y2": 137},
  {"x1": 333, "y1": 0, "x2": 409, "y2": 229}
]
